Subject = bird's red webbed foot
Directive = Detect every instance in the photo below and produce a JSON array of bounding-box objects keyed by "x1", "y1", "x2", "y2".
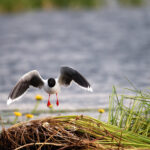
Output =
[
  {"x1": 56, "y1": 93, "x2": 59, "y2": 106},
  {"x1": 47, "y1": 94, "x2": 51, "y2": 107}
]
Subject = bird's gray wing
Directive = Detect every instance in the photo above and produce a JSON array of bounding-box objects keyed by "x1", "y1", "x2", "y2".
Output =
[
  {"x1": 58, "y1": 66, "x2": 93, "y2": 91},
  {"x1": 7, "y1": 70, "x2": 44, "y2": 105}
]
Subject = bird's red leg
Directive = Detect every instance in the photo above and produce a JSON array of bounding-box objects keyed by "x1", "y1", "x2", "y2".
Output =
[
  {"x1": 47, "y1": 94, "x2": 51, "y2": 107},
  {"x1": 56, "y1": 93, "x2": 59, "y2": 106}
]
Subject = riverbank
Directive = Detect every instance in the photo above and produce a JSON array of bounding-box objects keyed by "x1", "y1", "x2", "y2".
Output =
[
  {"x1": 0, "y1": 0, "x2": 104, "y2": 13},
  {"x1": 0, "y1": 0, "x2": 149, "y2": 13}
]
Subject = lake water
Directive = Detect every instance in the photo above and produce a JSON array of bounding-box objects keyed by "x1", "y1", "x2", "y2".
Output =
[{"x1": 0, "y1": 7, "x2": 150, "y2": 121}]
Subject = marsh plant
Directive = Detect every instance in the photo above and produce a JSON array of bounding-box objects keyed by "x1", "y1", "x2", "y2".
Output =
[
  {"x1": 0, "y1": 0, "x2": 147, "y2": 13},
  {"x1": 1, "y1": 81, "x2": 150, "y2": 149},
  {"x1": 118, "y1": 0, "x2": 144, "y2": 6},
  {"x1": 1, "y1": 115, "x2": 150, "y2": 149},
  {"x1": 98, "y1": 108, "x2": 105, "y2": 120},
  {"x1": 13, "y1": 112, "x2": 22, "y2": 124},
  {"x1": 31, "y1": 94, "x2": 43, "y2": 114},
  {"x1": 0, "y1": 0, "x2": 105, "y2": 12},
  {"x1": 25, "y1": 114, "x2": 34, "y2": 121},
  {"x1": 48, "y1": 104, "x2": 54, "y2": 113},
  {"x1": 109, "y1": 86, "x2": 150, "y2": 137}
]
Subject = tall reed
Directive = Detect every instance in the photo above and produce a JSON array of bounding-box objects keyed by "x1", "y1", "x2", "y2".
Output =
[{"x1": 108, "y1": 85, "x2": 150, "y2": 137}]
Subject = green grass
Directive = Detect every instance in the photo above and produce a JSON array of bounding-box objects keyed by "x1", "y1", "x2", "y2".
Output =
[
  {"x1": 0, "y1": 81, "x2": 150, "y2": 149},
  {"x1": 0, "y1": 0, "x2": 147, "y2": 13},
  {"x1": 108, "y1": 85, "x2": 150, "y2": 137},
  {"x1": 54, "y1": 115, "x2": 150, "y2": 149},
  {"x1": 118, "y1": 0, "x2": 144, "y2": 6},
  {"x1": 0, "y1": 0, "x2": 105, "y2": 13},
  {"x1": 1, "y1": 115, "x2": 150, "y2": 149}
]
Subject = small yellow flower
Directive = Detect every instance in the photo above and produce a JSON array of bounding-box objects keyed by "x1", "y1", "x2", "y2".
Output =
[
  {"x1": 35, "y1": 94, "x2": 43, "y2": 101},
  {"x1": 48, "y1": 104, "x2": 53, "y2": 108},
  {"x1": 14, "y1": 112, "x2": 22, "y2": 117},
  {"x1": 25, "y1": 114, "x2": 34, "y2": 118},
  {"x1": 98, "y1": 109, "x2": 105, "y2": 113}
]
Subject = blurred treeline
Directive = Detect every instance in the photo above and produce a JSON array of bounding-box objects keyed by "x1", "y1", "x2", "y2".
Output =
[{"x1": 0, "y1": 0, "x2": 147, "y2": 13}]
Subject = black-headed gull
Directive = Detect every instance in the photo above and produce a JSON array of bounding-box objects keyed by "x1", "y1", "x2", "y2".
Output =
[{"x1": 7, "y1": 66, "x2": 93, "y2": 107}]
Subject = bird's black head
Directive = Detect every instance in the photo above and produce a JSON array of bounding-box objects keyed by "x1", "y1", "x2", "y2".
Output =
[{"x1": 48, "y1": 78, "x2": 55, "y2": 87}]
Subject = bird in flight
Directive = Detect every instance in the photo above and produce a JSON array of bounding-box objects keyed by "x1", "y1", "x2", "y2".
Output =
[{"x1": 7, "y1": 66, "x2": 93, "y2": 107}]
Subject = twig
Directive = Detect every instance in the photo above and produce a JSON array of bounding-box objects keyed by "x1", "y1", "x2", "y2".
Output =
[{"x1": 15, "y1": 142, "x2": 66, "y2": 150}]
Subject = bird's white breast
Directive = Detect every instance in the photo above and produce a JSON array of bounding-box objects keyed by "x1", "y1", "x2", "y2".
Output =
[{"x1": 43, "y1": 79, "x2": 60, "y2": 94}]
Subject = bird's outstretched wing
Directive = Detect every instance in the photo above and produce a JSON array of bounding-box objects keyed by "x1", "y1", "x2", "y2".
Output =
[
  {"x1": 58, "y1": 66, "x2": 93, "y2": 92},
  {"x1": 7, "y1": 70, "x2": 44, "y2": 105}
]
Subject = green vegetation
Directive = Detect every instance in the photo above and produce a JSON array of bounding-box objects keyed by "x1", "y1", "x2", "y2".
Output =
[
  {"x1": 0, "y1": 0, "x2": 104, "y2": 13},
  {"x1": 0, "y1": 84, "x2": 149, "y2": 149},
  {"x1": 0, "y1": 0, "x2": 148, "y2": 13},
  {"x1": 0, "y1": 115, "x2": 150, "y2": 149},
  {"x1": 109, "y1": 86, "x2": 150, "y2": 137},
  {"x1": 118, "y1": 0, "x2": 144, "y2": 6}
]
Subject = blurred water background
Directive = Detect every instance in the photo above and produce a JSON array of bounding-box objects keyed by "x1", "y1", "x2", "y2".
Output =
[{"x1": 1, "y1": 0, "x2": 150, "y2": 123}]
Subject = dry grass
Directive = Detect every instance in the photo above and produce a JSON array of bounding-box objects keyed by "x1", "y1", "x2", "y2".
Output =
[
  {"x1": 0, "y1": 115, "x2": 150, "y2": 150},
  {"x1": 0, "y1": 116, "x2": 105, "y2": 150}
]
